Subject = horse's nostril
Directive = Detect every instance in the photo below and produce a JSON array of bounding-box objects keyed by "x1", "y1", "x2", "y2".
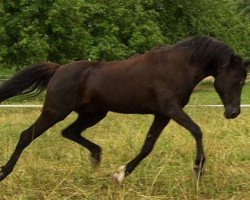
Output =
[
  {"x1": 230, "y1": 110, "x2": 239, "y2": 118},
  {"x1": 225, "y1": 107, "x2": 240, "y2": 119},
  {"x1": 231, "y1": 112, "x2": 237, "y2": 118}
]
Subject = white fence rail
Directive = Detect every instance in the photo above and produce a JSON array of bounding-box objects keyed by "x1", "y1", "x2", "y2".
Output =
[{"x1": 0, "y1": 104, "x2": 42, "y2": 108}]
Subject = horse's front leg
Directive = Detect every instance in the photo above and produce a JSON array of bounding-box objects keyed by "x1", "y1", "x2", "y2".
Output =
[
  {"x1": 165, "y1": 105, "x2": 206, "y2": 179},
  {"x1": 112, "y1": 115, "x2": 170, "y2": 183}
]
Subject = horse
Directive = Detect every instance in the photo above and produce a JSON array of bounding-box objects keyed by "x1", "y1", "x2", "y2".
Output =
[{"x1": 0, "y1": 36, "x2": 248, "y2": 183}]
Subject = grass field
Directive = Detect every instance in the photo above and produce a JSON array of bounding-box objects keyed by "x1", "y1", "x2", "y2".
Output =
[{"x1": 0, "y1": 81, "x2": 249, "y2": 200}]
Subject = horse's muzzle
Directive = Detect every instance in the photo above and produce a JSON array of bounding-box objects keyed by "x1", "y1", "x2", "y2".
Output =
[{"x1": 224, "y1": 106, "x2": 240, "y2": 119}]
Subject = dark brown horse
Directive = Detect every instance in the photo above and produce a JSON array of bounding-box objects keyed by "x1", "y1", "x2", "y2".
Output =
[{"x1": 0, "y1": 36, "x2": 248, "y2": 183}]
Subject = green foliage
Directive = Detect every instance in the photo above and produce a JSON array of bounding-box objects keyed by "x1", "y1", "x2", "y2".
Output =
[
  {"x1": 0, "y1": 0, "x2": 53, "y2": 69},
  {"x1": 238, "y1": 0, "x2": 250, "y2": 17},
  {"x1": 0, "y1": 0, "x2": 249, "y2": 70},
  {"x1": 0, "y1": 104, "x2": 250, "y2": 199},
  {"x1": 46, "y1": 0, "x2": 92, "y2": 63}
]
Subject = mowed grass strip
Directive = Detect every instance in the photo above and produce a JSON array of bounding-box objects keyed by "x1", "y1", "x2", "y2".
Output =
[{"x1": 0, "y1": 107, "x2": 249, "y2": 200}]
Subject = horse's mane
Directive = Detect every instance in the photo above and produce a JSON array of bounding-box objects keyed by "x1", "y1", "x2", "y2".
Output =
[{"x1": 175, "y1": 36, "x2": 235, "y2": 67}]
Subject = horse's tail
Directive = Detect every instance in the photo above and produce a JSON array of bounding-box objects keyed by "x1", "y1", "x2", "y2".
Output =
[{"x1": 0, "y1": 62, "x2": 60, "y2": 102}]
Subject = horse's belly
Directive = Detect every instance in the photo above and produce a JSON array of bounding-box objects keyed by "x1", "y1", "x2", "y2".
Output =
[{"x1": 85, "y1": 94, "x2": 158, "y2": 114}]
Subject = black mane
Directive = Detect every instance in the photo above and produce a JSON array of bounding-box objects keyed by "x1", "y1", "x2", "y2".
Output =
[{"x1": 176, "y1": 36, "x2": 235, "y2": 67}]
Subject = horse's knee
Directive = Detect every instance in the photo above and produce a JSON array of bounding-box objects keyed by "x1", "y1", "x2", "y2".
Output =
[
  {"x1": 61, "y1": 126, "x2": 81, "y2": 139},
  {"x1": 61, "y1": 128, "x2": 72, "y2": 139},
  {"x1": 61, "y1": 129, "x2": 67, "y2": 138}
]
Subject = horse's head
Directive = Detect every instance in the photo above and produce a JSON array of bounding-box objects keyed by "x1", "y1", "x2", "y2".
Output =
[{"x1": 214, "y1": 55, "x2": 249, "y2": 119}]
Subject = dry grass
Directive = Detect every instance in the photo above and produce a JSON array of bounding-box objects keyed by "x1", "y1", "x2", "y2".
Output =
[{"x1": 0, "y1": 107, "x2": 249, "y2": 200}]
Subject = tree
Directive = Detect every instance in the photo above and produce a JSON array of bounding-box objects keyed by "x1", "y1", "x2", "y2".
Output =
[
  {"x1": 0, "y1": 0, "x2": 249, "y2": 69},
  {"x1": 238, "y1": 0, "x2": 250, "y2": 17},
  {"x1": 0, "y1": 0, "x2": 53, "y2": 69}
]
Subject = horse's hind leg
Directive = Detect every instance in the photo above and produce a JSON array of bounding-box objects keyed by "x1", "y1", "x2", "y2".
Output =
[
  {"x1": 0, "y1": 109, "x2": 69, "y2": 181},
  {"x1": 61, "y1": 112, "x2": 107, "y2": 167}
]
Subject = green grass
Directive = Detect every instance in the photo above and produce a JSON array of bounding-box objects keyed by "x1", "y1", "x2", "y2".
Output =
[{"x1": 0, "y1": 107, "x2": 249, "y2": 199}]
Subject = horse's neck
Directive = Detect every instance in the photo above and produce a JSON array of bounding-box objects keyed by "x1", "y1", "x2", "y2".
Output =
[{"x1": 192, "y1": 64, "x2": 215, "y2": 87}]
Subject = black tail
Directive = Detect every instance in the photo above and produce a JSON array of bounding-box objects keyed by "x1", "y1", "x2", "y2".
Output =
[{"x1": 0, "y1": 62, "x2": 60, "y2": 102}]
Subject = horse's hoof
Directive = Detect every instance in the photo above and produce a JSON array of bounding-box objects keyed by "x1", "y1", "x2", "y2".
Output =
[
  {"x1": 112, "y1": 165, "x2": 126, "y2": 184},
  {"x1": 89, "y1": 152, "x2": 102, "y2": 168},
  {"x1": 89, "y1": 155, "x2": 101, "y2": 168}
]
